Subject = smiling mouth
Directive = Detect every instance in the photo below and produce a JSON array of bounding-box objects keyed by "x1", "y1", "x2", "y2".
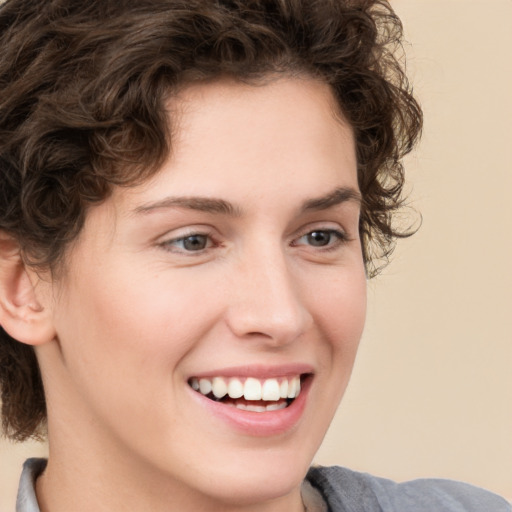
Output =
[{"x1": 188, "y1": 375, "x2": 306, "y2": 412}]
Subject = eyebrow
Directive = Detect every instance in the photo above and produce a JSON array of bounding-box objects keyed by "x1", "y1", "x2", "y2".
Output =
[
  {"x1": 133, "y1": 196, "x2": 242, "y2": 216},
  {"x1": 133, "y1": 186, "x2": 361, "y2": 216},
  {"x1": 301, "y1": 187, "x2": 362, "y2": 212}
]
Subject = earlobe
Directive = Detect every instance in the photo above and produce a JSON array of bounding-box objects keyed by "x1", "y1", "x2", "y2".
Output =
[{"x1": 0, "y1": 232, "x2": 56, "y2": 346}]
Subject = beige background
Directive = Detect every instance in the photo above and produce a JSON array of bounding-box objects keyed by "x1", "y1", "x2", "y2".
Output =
[{"x1": 1, "y1": 0, "x2": 511, "y2": 509}]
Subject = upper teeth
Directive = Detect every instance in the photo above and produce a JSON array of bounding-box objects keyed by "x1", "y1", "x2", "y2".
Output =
[{"x1": 190, "y1": 376, "x2": 301, "y2": 401}]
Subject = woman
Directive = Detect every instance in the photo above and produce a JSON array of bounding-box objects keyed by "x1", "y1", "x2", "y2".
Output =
[{"x1": 0, "y1": 1, "x2": 509, "y2": 511}]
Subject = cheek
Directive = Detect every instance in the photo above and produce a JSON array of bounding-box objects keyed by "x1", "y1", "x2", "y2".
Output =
[
  {"x1": 310, "y1": 267, "x2": 367, "y2": 352},
  {"x1": 50, "y1": 269, "x2": 219, "y2": 433},
  {"x1": 57, "y1": 265, "x2": 223, "y2": 375}
]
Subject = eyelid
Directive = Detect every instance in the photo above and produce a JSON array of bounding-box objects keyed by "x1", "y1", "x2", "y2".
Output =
[
  {"x1": 293, "y1": 228, "x2": 347, "y2": 244},
  {"x1": 157, "y1": 227, "x2": 219, "y2": 254},
  {"x1": 293, "y1": 220, "x2": 350, "y2": 239},
  {"x1": 289, "y1": 226, "x2": 352, "y2": 257}
]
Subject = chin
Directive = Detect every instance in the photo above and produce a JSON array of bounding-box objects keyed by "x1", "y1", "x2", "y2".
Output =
[
  {"x1": 195, "y1": 458, "x2": 309, "y2": 507},
  {"x1": 150, "y1": 431, "x2": 320, "y2": 508}
]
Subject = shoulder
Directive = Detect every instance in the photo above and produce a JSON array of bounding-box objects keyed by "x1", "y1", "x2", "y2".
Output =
[{"x1": 306, "y1": 465, "x2": 511, "y2": 512}]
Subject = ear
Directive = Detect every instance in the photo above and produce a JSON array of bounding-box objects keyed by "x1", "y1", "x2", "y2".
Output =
[{"x1": 0, "y1": 231, "x2": 56, "y2": 346}]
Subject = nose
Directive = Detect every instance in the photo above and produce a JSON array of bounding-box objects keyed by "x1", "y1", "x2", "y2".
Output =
[{"x1": 224, "y1": 246, "x2": 313, "y2": 346}]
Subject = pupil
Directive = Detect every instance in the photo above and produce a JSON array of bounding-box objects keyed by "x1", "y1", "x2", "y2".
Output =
[
  {"x1": 183, "y1": 235, "x2": 207, "y2": 251},
  {"x1": 308, "y1": 231, "x2": 330, "y2": 246}
]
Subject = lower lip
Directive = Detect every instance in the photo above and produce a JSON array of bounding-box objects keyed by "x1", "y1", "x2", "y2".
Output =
[{"x1": 189, "y1": 376, "x2": 312, "y2": 437}]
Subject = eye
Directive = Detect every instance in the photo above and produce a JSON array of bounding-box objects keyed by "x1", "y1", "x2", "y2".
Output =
[
  {"x1": 304, "y1": 230, "x2": 334, "y2": 247},
  {"x1": 162, "y1": 233, "x2": 212, "y2": 252},
  {"x1": 294, "y1": 229, "x2": 347, "y2": 249}
]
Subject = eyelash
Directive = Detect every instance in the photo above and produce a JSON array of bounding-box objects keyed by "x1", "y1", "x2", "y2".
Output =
[
  {"x1": 159, "y1": 228, "x2": 349, "y2": 255},
  {"x1": 159, "y1": 231, "x2": 218, "y2": 254},
  {"x1": 292, "y1": 229, "x2": 349, "y2": 251}
]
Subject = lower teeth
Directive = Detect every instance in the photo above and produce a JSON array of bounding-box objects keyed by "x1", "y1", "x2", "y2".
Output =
[
  {"x1": 199, "y1": 391, "x2": 293, "y2": 412},
  {"x1": 226, "y1": 401, "x2": 288, "y2": 412}
]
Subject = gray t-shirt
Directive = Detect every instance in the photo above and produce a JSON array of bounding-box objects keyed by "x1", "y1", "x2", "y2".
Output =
[
  {"x1": 16, "y1": 458, "x2": 511, "y2": 512},
  {"x1": 306, "y1": 466, "x2": 511, "y2": 511}
]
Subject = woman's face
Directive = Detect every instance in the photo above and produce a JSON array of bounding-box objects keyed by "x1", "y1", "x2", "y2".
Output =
[{"x1": 41, "y1": 77, "x2": 366, "y2": 508}]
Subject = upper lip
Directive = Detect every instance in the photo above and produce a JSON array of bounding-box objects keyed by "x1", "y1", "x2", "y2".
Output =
[{"x1": 189, "y1": 363, "x2": 314, "y2": 379}]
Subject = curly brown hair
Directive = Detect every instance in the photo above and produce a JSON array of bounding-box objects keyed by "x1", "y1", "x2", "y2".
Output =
[{"x1": 0, "y1": 0, "x2": 422, "y2": 441}]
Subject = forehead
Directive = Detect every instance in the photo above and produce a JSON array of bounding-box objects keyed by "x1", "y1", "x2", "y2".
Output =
[
  {"x1": 170, "y1": 76, "x2": 351, "y2": 152},
  {"x1": 114, "y1": 77, "x2": 357, "y2": 208}
]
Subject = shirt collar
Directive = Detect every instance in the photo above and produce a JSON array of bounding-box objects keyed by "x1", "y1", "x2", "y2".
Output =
[{"x1": 16, "y1": 458, "x2": 46, "y2": 512}]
